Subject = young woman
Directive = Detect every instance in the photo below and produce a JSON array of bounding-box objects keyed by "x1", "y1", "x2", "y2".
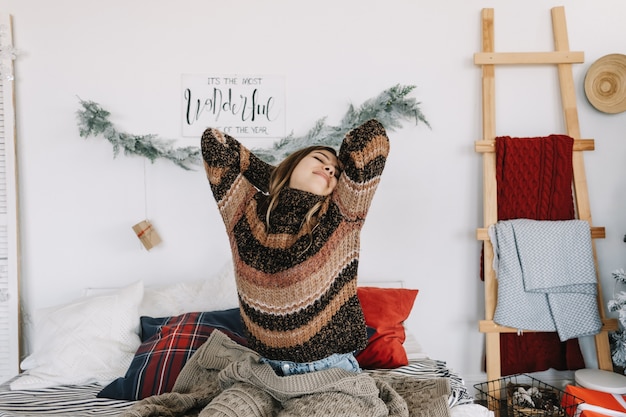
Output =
[{"x1": 201, "y1": 119, "x2": 389, "y2": 376}]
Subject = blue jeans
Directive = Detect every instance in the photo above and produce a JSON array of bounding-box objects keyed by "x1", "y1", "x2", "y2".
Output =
[{"x1": 260, "y1": 352, "x2": 361, "y2": 376}]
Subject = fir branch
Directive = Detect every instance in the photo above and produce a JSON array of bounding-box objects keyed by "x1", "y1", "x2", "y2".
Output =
[
  {"x1": 611, "y1": 329, "x2": 626, "y2": 369},
  {"x1": 613, "y1": 268, "x2": 626, "y2": 284},
  {"x1": 251, "y1": 84, "x2": 430, "y2": 164},
  {"x1": 75, "y1": 84, "x2": 429, "y2": 168},
  {"x1": 76, "y1": 99, "x2": 202, "y2": 170}
]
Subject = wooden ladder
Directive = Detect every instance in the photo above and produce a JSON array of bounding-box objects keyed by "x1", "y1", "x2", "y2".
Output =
[{"x1": 474, "y1": 6, "x2": 619, "y2": 383}]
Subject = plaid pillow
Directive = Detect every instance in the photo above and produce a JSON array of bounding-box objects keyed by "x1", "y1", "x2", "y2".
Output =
[{"x1": 97, "y1": 308, "x2": 246, "y2": 401}]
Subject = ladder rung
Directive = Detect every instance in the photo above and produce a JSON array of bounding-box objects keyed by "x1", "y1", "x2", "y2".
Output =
[
  {"x1": 477, "y1": 226, "x2": 605, "y2": 240},
  {"x1": 479, "y1": 318, "x2": 619, "y2": 333},
  {"x1": 474, "y1": 51, "x2": 584, "y2": 65},
  {"x1": 475, "y1": 139, "x2": 594, "y2": 153}
]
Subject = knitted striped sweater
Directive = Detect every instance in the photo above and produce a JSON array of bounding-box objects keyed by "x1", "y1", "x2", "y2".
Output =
[{"x1": 201, "y1": 119, "x2": 389, "y2": 362}]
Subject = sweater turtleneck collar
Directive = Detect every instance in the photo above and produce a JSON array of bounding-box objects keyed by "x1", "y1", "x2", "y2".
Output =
[
  {"x1": 265, "y1": 187, "x2": 327, "y2": 231},
  {"x1": 278, "y1": 187, "x2": 326, "y2": 207}
]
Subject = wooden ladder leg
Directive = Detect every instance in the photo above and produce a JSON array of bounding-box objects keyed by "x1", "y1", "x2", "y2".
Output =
[{"x1": 552, "y1": 5, "x2": 615, "y2": 372}]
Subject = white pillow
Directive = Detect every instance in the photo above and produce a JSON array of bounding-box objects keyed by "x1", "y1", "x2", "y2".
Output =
[
  {"x1": 11, "y1": 280, "x2": 143, "y2": 390},
  {"x1": 139, "y1": 261, "x2": 239, "y2": 317},
  {"x1": 403, "y1": 327, "x2": 427, "y2": 360}
]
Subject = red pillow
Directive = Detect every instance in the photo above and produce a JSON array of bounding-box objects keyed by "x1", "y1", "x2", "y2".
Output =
[{"x1": 356, "y1": 287, "x2": 419, "y2": 369}]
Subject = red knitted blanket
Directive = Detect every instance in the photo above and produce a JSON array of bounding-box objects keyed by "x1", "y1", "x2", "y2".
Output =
[{"x1": 495, "y1": 135, "x2": 585, "y2": 375}]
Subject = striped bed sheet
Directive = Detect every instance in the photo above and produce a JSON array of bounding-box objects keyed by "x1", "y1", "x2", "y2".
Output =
[
  {"x1": 0, "y1": 382, "x2": 135, "y2": 416},
  {"x1": 0, "y1": 358, "x2": 474, "y2": 416}
]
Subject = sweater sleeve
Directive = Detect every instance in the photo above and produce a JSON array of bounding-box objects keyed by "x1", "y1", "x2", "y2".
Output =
[
  {"x1": 335, "y1": 119, "x2": 390, "y2": 220},
  {"x1": 200, "y1": 128, "x2": 273, "y2": 201}
]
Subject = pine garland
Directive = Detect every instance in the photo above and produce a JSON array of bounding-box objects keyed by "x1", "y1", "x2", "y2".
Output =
[
  {"x1": 76, "y1": 100, "x2": 202, "y2": 170},
  {"x1": 76, "y1": 84, "x2": 429, "y2": 169}
]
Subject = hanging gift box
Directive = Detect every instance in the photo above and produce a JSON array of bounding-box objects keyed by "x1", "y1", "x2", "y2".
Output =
[{"x1": 132, "y1": 220, "x2": 162, "y2": 250}]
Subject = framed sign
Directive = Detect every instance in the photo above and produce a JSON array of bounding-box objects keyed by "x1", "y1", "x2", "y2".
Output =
[{"x1": 182, "y1": 74, "x2": 286, "y2": 138}]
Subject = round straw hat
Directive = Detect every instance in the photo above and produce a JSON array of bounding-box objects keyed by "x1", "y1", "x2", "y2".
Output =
[{"x1": 584, "y1": 53, "x2": 626, "y2": 114}]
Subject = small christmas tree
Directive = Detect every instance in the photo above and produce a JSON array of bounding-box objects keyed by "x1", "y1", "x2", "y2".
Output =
[{"x1": 607, "y1": 268, "x2": 626, "y2": 371}]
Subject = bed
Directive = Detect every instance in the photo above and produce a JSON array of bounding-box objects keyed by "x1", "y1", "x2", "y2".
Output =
[
  {"x1": 0, "y1": 361, "x2": 485, "y2": 416},
  {"x1": 0, "y1": 269, "x2": 490, "y2": 417},
  {"x1": 0, "y1": 358, "x2": 480, "y2": 416}
]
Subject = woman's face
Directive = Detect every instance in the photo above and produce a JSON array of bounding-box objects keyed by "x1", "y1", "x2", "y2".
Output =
[{"x1": 289, "y1": 149, "x2": 340, "y2": 196}]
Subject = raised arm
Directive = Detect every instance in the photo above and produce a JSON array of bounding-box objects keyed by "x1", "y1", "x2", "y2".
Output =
[
  {"x1": 201, "y1": 128, "x2": 274, "y2": 200},
  {"x1": 335, "y1": 119, "x2": 390, "y2": 220}
]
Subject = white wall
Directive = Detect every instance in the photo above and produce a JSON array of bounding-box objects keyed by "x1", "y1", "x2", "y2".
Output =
[{"x1": 1, "y1": 0, "x2": 626, "y2": 388}]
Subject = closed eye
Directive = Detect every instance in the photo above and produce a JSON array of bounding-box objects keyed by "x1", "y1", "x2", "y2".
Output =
[{"x1": 313, "y1": 153, "x2": 340, "y2": 178}]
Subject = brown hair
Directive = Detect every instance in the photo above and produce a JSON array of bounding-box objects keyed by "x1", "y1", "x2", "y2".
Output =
[{"x1": 265, "y1": 145, "x2": 337, "y2": 235}]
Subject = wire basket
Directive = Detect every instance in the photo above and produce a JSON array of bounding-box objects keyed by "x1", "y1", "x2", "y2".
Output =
[{"x1": 474, "y1": 374, "x2": 583, "y2": 417}]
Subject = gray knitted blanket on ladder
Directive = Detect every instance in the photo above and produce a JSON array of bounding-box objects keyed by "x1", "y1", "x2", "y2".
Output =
[{"x1": 120, "y1": 330, "x2": 452, "y2": 417}]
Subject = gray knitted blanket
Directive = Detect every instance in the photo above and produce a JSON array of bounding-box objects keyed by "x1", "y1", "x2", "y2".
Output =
[
  {"x1": 120, "y1": 330, "x2": 452, "y2": 417},
  {"x1": 490, "y1": 218, "x2": 601, "y2": 341}
]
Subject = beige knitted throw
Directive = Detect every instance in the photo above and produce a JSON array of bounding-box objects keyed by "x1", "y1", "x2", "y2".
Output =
[{"x1": 120, "y1": 331, "x2": 452, "y2": 417}]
